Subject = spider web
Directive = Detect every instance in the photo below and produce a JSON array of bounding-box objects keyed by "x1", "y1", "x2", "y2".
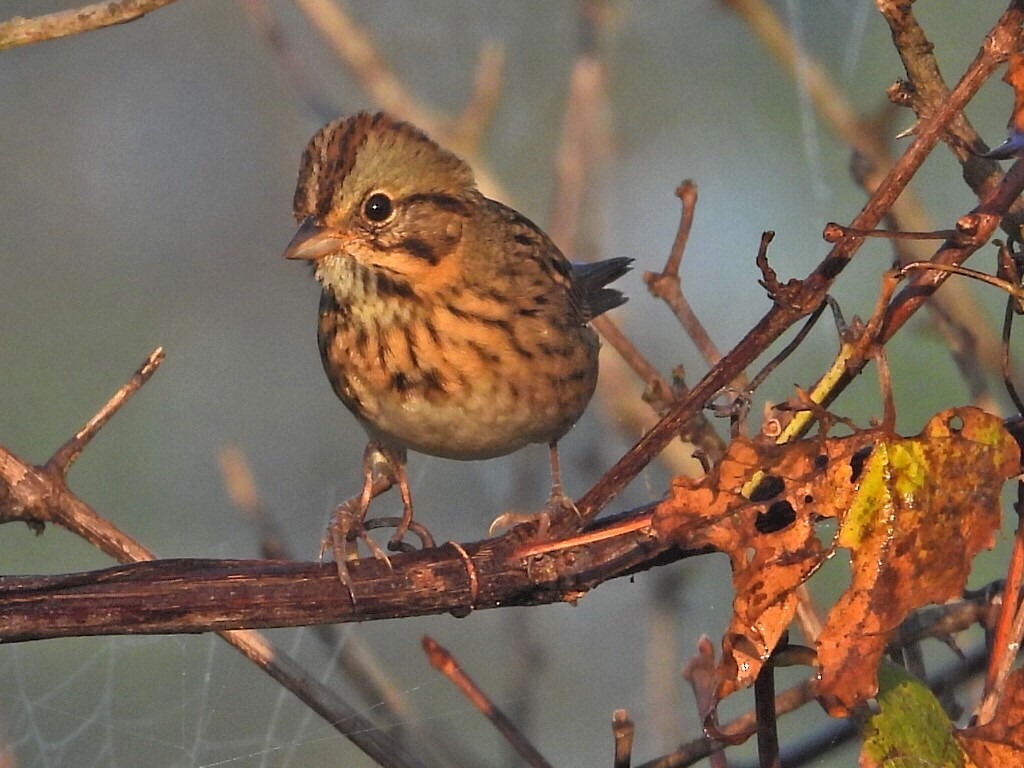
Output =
[{"x1": 0, "y1": 632, "x2": 375, "y2": 768}]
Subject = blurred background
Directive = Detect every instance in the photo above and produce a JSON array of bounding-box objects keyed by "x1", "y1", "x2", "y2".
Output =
[{"x1": 0, "y1": 1, "x2": 1017, "y2": 766}]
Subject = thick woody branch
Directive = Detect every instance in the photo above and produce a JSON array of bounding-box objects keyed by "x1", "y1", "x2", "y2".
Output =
[{"x1": 0, "y1": 509, "x2": 678, "y2": 642}]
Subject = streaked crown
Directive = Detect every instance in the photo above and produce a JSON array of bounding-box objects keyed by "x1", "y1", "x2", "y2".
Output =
[{"x1": 293, "y1": 112, "x2": 476, "y2": 226}]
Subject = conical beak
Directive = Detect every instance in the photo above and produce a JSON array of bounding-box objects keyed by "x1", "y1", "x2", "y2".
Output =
[{"x1": 283, "y1": 217, "x2": 341, "y2": 261}]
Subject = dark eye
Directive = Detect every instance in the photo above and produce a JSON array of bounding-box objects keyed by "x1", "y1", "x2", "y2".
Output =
[{"x1": 363, "y1": 192, "x2": 393, "y2": 223}]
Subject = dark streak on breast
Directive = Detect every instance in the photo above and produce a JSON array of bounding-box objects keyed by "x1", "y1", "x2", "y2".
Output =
[{"x1": 375, "y1": 271, "x2": 416, "y2": 299}]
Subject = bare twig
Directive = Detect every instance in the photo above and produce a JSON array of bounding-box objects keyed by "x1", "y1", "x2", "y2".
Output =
[
  {"x1": 0, "y1": 0, "x2": 178, "y2": 50},
  {"x1": 643, "y1": 182, "x2": 730, "y2": 371},
  {"x1": 612, "y1": 709, "x2": 635, "y2": 768},
  {"x1": 48, "y1": 348, "x2": 164, "y2": 475},
  {"x1": 423, "y1": 635, "x2": 554, "y2": 768},
  {"x1": 663, "y1": 181, "x2": 698, "y2": 279}
]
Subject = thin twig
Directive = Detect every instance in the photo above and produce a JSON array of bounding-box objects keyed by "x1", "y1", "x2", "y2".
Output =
[
  {"x1": 754, "y1": 659, "x2": 781, "y2": 768},
  {"x1": 612, "y1": 709, "x2": 635, "y2": 768},
  {"x1": 423, "y1": 635, "x2": 554, "y2": 768},
  {"x1": 0, "y1": 0, "x2": 179, "y2": 50},
  {"x1": 643, "y1": 182, "x2": 730, "y2": 372},
  {"x1": 663, "y1": 181, "x2": 698, "y2": 278},
  {"x1": 47, "y1": 348, "x2": 165, "y2": 475}
]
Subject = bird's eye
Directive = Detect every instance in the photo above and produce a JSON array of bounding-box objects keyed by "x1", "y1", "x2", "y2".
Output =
[{"x1": 363, "y1": 192, "x2": 393, "y2": 223}]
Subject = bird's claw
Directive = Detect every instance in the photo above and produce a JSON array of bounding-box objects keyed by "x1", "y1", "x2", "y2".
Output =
[{"x1": 321, "y1": 504, "x2": 438, "y2": 601}]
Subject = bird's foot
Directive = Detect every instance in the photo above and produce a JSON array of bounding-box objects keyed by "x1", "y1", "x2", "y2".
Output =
[
  {"x1": 488, "y1": 489, "x2": 579, "y2": 539},
  {"x1": 321, "y1": 504, "x2": 437, "y2": 598}
]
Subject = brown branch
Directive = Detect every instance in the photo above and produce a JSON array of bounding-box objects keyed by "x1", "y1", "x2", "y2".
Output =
[
  {"x1": 570, "y1": 7, "x2": 1022, "y2": 529},
  {"x1": 643, "y1": 182, "x2": 729, "y2": 371},
  {"x1": 612, "y1": 709, "x2": 636, "y2": 768},
  {"x1": 0, "y1": 0, "x2": 179, "y2": 51},
  {"x1": 0, "y1": 511, "x2": 676, "y2": 642},
  {"x1": 48, "y1": 348, "x2": 164, "y2": 475},
  {"x1": 423, "y1": 636, "x2": 554, "y2": 768}
]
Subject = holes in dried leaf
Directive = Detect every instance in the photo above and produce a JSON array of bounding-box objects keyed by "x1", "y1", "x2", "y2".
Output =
[
  {"x1": 849, "y1": 445, "x2": 873, "y2": 483},
  {"x1": 749, "y1": 473, "x2": 785, "y2": 502},
  {"x1": 755, "y1": 500, "x2": 796, "y2": 534}
]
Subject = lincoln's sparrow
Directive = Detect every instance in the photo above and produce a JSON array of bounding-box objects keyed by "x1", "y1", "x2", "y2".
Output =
[{"x1": 284, "y1": 111, "x2": 630, "y2": 570}]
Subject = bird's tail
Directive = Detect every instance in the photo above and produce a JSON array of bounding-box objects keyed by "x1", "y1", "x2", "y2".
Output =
[{"x1": 573, "y1": 257, "x2": 633, "y2": 321}]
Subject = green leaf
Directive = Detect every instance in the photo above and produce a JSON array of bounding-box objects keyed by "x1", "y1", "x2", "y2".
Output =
[{"x1": 861, "y1": 662, "x2": 965, "y2": 767}]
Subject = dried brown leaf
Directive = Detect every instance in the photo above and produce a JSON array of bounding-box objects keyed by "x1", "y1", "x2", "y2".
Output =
[
  {"x1": 957, "y1": 667, "x2": 1024, "y2": 765},
  {"x1": 653, "y1": 408, "x2": 1020, "y2": 717}
]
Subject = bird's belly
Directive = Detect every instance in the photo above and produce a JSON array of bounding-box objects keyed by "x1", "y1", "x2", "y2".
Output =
[{"x1": 354, "y1": 369, "x2": 595, "y2": 460}]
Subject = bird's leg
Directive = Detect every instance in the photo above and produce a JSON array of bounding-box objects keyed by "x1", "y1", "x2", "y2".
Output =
[
  {"x1": 387, "y1": 457, "x2": 415, "y2": 551},
  {"x1": 323, "y1": 441, "x2": 434, "y2": 590},
  {"x1": 488, "y1": 441, "x2": 578, "y2": 537},
  {"x1": 544, "y1": 441, "x2": 574, "y2": 511},
  {"x1": 322, "y1": 442, "x2": 398, "y2": 573}
]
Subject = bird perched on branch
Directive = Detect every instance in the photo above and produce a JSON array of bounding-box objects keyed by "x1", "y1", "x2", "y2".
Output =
[{"x1": 285, "y1": 111, "x2": 631, "y2": 573}]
